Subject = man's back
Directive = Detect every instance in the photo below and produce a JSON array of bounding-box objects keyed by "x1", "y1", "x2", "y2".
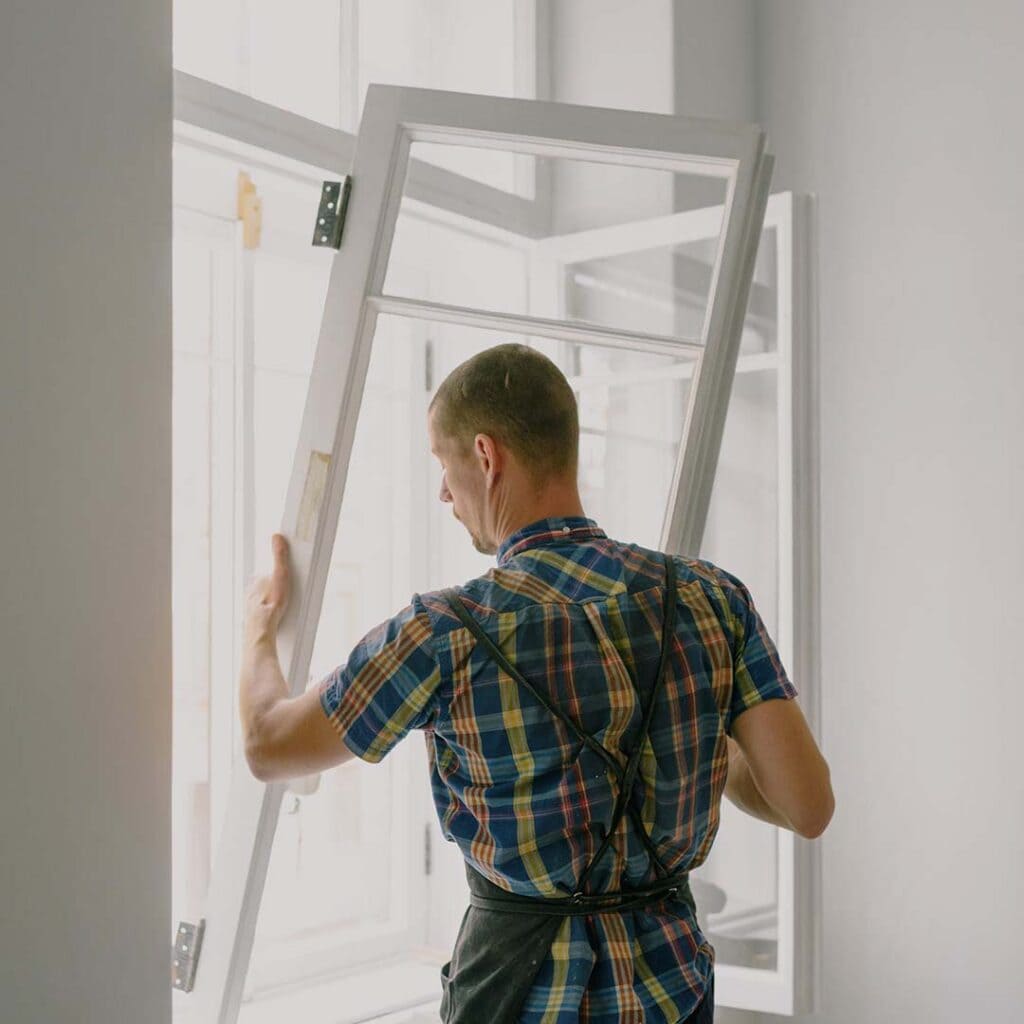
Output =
[{"x1": 321, "y1": 516, "x2": 799, "y2": 1022}]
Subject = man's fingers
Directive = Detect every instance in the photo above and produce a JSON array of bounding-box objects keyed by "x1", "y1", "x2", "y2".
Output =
[
  {"x1": 271, "y1": 535, "x2": 288, "y2": 575},
  {"x1": 271, "y1": 533, "x2": 291, "y2": 602}
]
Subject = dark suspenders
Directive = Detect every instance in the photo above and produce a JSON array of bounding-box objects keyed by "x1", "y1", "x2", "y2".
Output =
[{"x1": 441, "y1": 554, "x2": 693, "y2": 917}]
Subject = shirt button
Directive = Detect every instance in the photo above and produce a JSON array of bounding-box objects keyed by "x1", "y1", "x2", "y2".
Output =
[{"x1": 562, "y1": 526, "x2": 571, "y2": 533}]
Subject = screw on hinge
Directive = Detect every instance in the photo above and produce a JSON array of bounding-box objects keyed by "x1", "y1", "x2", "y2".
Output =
[
  {"x1": 312, "y1": 178, "x2": 352, "y2": 250},
  {"x1": 171, "y1": 918, "x2": 206, "y2": 993}
]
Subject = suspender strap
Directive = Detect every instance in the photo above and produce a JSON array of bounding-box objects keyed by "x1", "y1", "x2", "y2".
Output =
[
  {"x1": 576, "y1": 554, "x2": 677, "y2": 892},
  {"x1": 444, "y1": 588, "x2": 665, "y2": 876},
  {"x1": 442, "y1": 554, "x2": 680, "y2": 902}
]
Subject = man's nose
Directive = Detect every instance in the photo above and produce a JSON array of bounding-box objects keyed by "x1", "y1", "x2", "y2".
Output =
[{"x1": 439, "y1": 473, "x2": 452, "y2": 503}]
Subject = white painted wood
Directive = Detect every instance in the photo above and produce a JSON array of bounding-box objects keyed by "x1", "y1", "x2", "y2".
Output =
[
  {"x1": 661, "y1": 151, "x2": 774, "y2": 556},
  {"x1": 381, "y1": 88, "x2": 757, "y2": 175},
  {"x1": 700, "y1": 193, "x2": 816, "y2": 1016},
  {"x1": 173, "y1": 71, "x2": 542, "y2": 235},
  {"x1": 787, "y1": 193, "x2": 821, "y2": 1017},
  {"x1": 174, "y1": 71, "x2": 354, "y2": 176},
  {"x1": 566, "y1": 351, "x2": 777, "y2": 391},
  {"x1": 367, "y1": 294, "x2": 704, "y2": 356},
  {"x1": 231, "y1": 240, "x2": 255, "y2": 771},
  {"x1": 535, "y1": 203, "x2": 730, "y2": 262},
  {"x1": 238, "y1": 960, "x2": 442, "y2": 1024},
  {"x1": 528, "y1": 201, "x2": 776, "y2": 334},
  {"x1": 194, "y1": 83, "x2": 772, "y2": 1022}
]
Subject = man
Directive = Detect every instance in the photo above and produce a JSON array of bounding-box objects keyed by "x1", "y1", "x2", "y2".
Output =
[{"x1": 240, "y1": 343, "x2": 835, "y2": 1023}]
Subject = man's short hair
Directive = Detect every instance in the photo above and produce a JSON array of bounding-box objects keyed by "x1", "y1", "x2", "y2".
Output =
[{"x1": 429, "y1": 343, "x2": 579, "y2": 483}]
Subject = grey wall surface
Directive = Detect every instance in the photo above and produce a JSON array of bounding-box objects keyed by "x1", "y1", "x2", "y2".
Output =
[
  {"x1": 606, "y1": 2, "x2": 1024, "y2": 1020},
  {"x1": 0, "y1": 2, "x2": 172, "y2": 1022},
  {"x1": 744, "y1": 2, "x2": 1024, "y2": 1021}
]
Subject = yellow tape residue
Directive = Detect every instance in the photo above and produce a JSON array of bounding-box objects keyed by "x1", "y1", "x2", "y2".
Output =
[{"x1": 296, "y1": 450, "x2": 331, "y2": 542}]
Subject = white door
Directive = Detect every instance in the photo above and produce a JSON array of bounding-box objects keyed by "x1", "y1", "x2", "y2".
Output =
[{"x1": 190, "y1": 84, "x2": 774, "y2": 1023}]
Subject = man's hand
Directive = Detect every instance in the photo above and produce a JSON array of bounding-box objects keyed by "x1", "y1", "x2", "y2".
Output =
[
  {"x1": 240, "y1": 534, "x2": 292, "y2": 764},
  {"x1": 244, "y1": 534, "x2": 291, "y2": 648},
  {"x1": 239, "y1": 533, "x2": 357, "y2": 781}
]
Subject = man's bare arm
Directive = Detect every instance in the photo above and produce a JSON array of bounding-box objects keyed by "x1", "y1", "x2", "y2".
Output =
[
  {"x1": 724, "y1": 735, "x2": 795, "y2": 831},
  {"x1": 725, "y1": 699, "x2": 835, "y2": 839}
]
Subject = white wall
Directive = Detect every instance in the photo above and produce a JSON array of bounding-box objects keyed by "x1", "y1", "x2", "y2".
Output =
[
  {"x1": 750, "y1": 3, "x2": 1024, "y2": 1021},
  {"x1": 0, "y1": 3, "x2": 172, "y2": 1022}
]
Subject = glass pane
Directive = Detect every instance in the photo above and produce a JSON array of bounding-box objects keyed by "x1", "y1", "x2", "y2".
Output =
[
  {"x1": 384, "y1": 140, "x2": 730, "y2": 341},
  {"x1": 563, "y1": 225, "x2": 776, "y2": 355},
  {"x1": 411, "y1": 318, "x2": 699, "y2": 581},
  {"x1": 245, "y1": 317, "x2": 432, "y2": 1001},
  {"x1": 174, "y1": 0, "x2": 343, "y2": 128},
  {"x1": 572, "y1": 343, "x2": 695, "y2": 548},
  {"x1": 358, "y1": 0, "x2": 518, "y2": 108},
  {"x1": 690, "y1": 222, "x2": 783, "y2": 972},
  {"x1": 247, "y1": 0, "x2": 344, "y2": 127},
  {"x1": 248, "y1": 171, "x2": 333, "y2": 568},
  {"x1": 173, "y1": 0, "x2": 247, "y2": 95},
  {"x1": 357, "y1": 0, "x2": 525, "y2": 191},
  {"x1": 174, "y1": 0, "x2": 525, "y2": 142}
]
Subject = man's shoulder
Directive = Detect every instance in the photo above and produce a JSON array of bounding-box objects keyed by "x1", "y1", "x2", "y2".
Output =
[
  {"x1": 588, "y1": 535, "x2": 741, "y2": 596},
  {"x1": 410, "y1": 541, "x2": 743, "y2": 630},
  {"x1": 413, "y1": 566, "x2": 541, "y2": 634}
]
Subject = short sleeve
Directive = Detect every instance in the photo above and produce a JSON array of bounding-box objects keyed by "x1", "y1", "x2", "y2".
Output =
[
  {"x1": 317, "y1": 595, "x2": 441, "y2": 764},
  {"x1": 717, "y1": 569, "x2": 798, "y2": 735}
]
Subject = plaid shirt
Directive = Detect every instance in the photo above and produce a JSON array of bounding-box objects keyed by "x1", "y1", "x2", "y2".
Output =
[{"x1": 319, "y1": 516, "x2": 798, "y2": 1023}]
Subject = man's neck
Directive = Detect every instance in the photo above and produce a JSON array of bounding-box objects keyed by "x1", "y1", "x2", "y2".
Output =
[{"x1": 494, "y1": 491, "x2": 587, "y2": 550}]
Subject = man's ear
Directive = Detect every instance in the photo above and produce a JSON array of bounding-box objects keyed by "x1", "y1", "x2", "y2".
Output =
[{"x1": 473, "y1": 433, "x2": 502, "y2": 485}]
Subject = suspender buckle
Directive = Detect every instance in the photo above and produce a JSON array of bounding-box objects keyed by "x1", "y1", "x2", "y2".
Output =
[{"x1": 569, "y1": 891, "x2": 585, "y2": 906}]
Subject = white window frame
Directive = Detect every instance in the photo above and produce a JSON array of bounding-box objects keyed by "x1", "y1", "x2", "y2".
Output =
[{"x1": 181, "y1": 81, "x2": 771, "y2": 1023}]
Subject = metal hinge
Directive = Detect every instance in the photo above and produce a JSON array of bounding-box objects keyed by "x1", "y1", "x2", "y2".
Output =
[
  {"x1": 312, "y1": 178, "x2": 352, "y2": 250},
  {"x1": 171, "y1": 918, "x2": 206, "y2": 993},
  {"x1": 424, "y1": 338, "x2": 435, "y2": 392},
  {"x1": 424, "y1": 824, "x2": 433, "y2": 876}
]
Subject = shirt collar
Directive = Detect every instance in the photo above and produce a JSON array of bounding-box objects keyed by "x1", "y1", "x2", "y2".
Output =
[{"x1": 496, "y1": 516, "x2": 606, "y2": 566}]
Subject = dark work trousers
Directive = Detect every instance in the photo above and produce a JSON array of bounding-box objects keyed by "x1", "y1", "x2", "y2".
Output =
[{"x1": 685, "y1": 971, "x2": 715, "y2": 1023}]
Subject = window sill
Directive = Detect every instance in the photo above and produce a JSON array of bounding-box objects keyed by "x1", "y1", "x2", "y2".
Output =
[{"x1": 236, "y1": 956, "x2": 442, "y2": 1024}]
